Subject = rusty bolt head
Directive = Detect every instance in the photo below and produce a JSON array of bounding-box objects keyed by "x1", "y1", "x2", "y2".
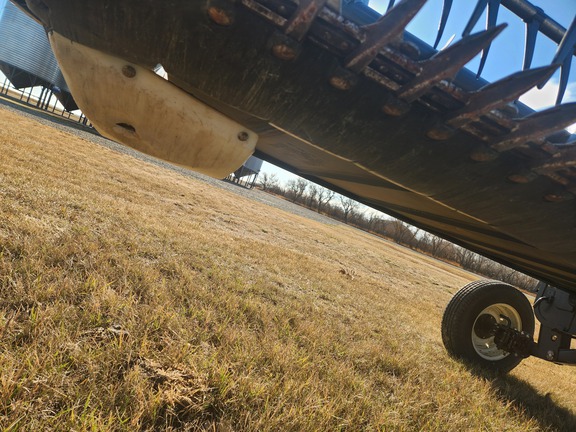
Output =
[
  {"x1": 544, "y1": 191, "x2": 574, "y2": 202},
  {"x1": 269, "y1": 32, "x2": 301, "y2": 61},
  {"x1": 339, "y1": 41, "x2": 351, "y2": 51},
  {"x1": 381, "y1": 96, "x2": 410, "y2": 117},
  {"x1": 329, "y1": 66, "x2": 358, "y2": 91},
  {"x1": 329, "y1": 75, "x2": 354, "y2": 91},
  {"x1": 237, "y1": 131, "x2": 249, "y2": 142},
  {"x1": 508, "y1": 171, "x2": 538, "y2": 184},
  {"x1": 272, "y1": 44, "x2": 299, "y2": 61},
  {"x1": 470, "y1": 147, "x2": 499, "y2": 162},
  {"x1": 208, "y1": 6, "x2": 234, "y2": 26},
  {"x1": 122, "y1": 65, "x2": 136, "y2": 78},
  {"x1": 426, "y1": 124, "x2": 455, "y2": 141}
]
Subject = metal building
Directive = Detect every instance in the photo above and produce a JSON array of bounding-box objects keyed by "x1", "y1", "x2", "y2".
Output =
[
  {"x1": 228, "y1": 156, "x2": 264, "y2": 188},
  {"x1": 0, "y1": 0, "x2": 76, "y2": 111}
]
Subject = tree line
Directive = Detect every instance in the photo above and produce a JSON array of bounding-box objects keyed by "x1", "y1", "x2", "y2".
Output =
[{"x1": 257, "y1": 173, "x2": 538, "y2": 292}]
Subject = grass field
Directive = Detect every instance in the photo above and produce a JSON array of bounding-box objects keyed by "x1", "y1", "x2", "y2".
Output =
[{"x1": 1, "y1": 104, "x2": 576, "y2": 431}]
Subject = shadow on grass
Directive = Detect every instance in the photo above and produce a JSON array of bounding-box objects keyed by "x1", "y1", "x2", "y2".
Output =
[{"x1": 474, "y1": 369, "x2": 576, "y2": 432}]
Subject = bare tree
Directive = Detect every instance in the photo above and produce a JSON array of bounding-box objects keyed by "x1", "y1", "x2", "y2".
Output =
[
  {"x1": 316, "y1": 187, "x2": 335, "y2": 213},
  {"x1": 307, "y1": 184, "x2": 320, "y2": 209},
  {"x1": 385, "y1": 219, "x2": 416, "y2": 246},
  {"x1": 422, "y1": 233, "x2": 452, "y2": 258},
  {"x1": 286, "y1": 178, "x2": 309, "y2": 203},
  {"x1": 258, "y1": 172, "x2": 278, "y2": 192},
  {"x1": 339, "y1": 195, "x2": 359, "y2": 224},
  {"x1": 455, "y1": 247, "x2": 479, "y2": 271}
]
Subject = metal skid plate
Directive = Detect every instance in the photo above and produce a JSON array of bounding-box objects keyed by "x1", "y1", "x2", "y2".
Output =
[{"x1": 48, "y1": 32, "x2": 258, "y2": 179}]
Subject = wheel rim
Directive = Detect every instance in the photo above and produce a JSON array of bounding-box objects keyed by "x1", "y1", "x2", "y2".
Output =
[{"x1": 471, "y1": 303, "x2": 522, "y2": 361}]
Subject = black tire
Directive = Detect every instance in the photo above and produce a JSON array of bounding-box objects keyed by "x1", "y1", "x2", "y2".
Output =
[{"x1": 442, "y1": 280, "x2": 535, "y2": 373}]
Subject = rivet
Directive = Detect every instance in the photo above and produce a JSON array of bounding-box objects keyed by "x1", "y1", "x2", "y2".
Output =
[
  {"x1": 237, "y1": 131, "x2": 249, "y2": 141},
  {"x1": 544, "y1": 191, "x2": 574, "y2": 203},
  {"x1": 508, "y1": 172, "x2": 538, "y2": 184},
  {"x1": 470, "y1": 147, "x2": 499, "y2": 162},
  {"x1": 381, "y1": 96, "x2": 410, "y2": 117},
  {"x1": 208, "y1": 6, "x2": 234, "y2": 26},
  {"x1": 329, "y1": 66, "x2": 358, "y2": 91},
  {"x1": 426, "y1": 124, "x2": 455, "y2": 141},
  {"x1": 272, "y1": 44, "x2": 299, "y2": 61},
  {"x1": 551, "y1": 335, "x2": 558, "y2": 341},
  {"x1": 270, "y1": 32, "x2": 301, "y2": 61},
  {"x1": 122, "y1": 65, "x2": 136, "y2": 78},
  {"x1": 547, "y1": 350, "x2": 555, "y2": 361},
  {"x1": 340, "y1": 41, "x2": 351, "y2": 51}
]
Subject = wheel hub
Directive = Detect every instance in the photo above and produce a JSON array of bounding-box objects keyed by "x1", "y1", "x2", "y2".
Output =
[
  {"x1": 473, "y1": 313, "x2": 497, "y2": 339},
  {"x1": 471, "y1": 303, "x2": 522, "y2": 361}
]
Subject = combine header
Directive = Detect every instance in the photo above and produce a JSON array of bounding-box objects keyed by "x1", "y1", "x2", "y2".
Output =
[{"x1": 11, "y1": 0, "x2": 576, "y2": 372}]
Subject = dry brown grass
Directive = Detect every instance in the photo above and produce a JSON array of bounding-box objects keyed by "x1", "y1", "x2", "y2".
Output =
[{"x1": 1, "y1": 104, "x2": 576, "y2": 431}]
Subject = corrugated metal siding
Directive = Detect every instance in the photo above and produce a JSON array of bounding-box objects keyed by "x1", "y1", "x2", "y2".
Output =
[{"x1": 0, "y1": 1, "x2": 68, "y2": 89}]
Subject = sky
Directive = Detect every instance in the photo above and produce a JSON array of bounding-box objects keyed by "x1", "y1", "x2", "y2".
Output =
[{"x1": 262, "y1": 0, "x2": 576, "y2": 184}]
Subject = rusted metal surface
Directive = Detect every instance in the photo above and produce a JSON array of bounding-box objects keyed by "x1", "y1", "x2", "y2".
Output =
[
  {"x1": 395, "y1": 25, "x2": 506, "y2": 103},
  {"x1": 492, "y1": 104, "x2": 576, "y2": 153},
  {"x1": 284, "y1": 0, "x2": 327, "y2": 41},
  {"x1": 344, "y1": 0, "x2": 426, "y2": 74},
  {"x1": 439, "y1": 65, "x2": 559, "y2": 131}
]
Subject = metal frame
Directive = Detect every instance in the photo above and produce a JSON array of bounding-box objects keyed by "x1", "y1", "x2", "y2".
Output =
[
  {"x1": 531, "y1": 283, "x2": 576, "y2": 364},
  {"x1": 493, "y1": 282, "x2": 576, "y2": 364}
]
